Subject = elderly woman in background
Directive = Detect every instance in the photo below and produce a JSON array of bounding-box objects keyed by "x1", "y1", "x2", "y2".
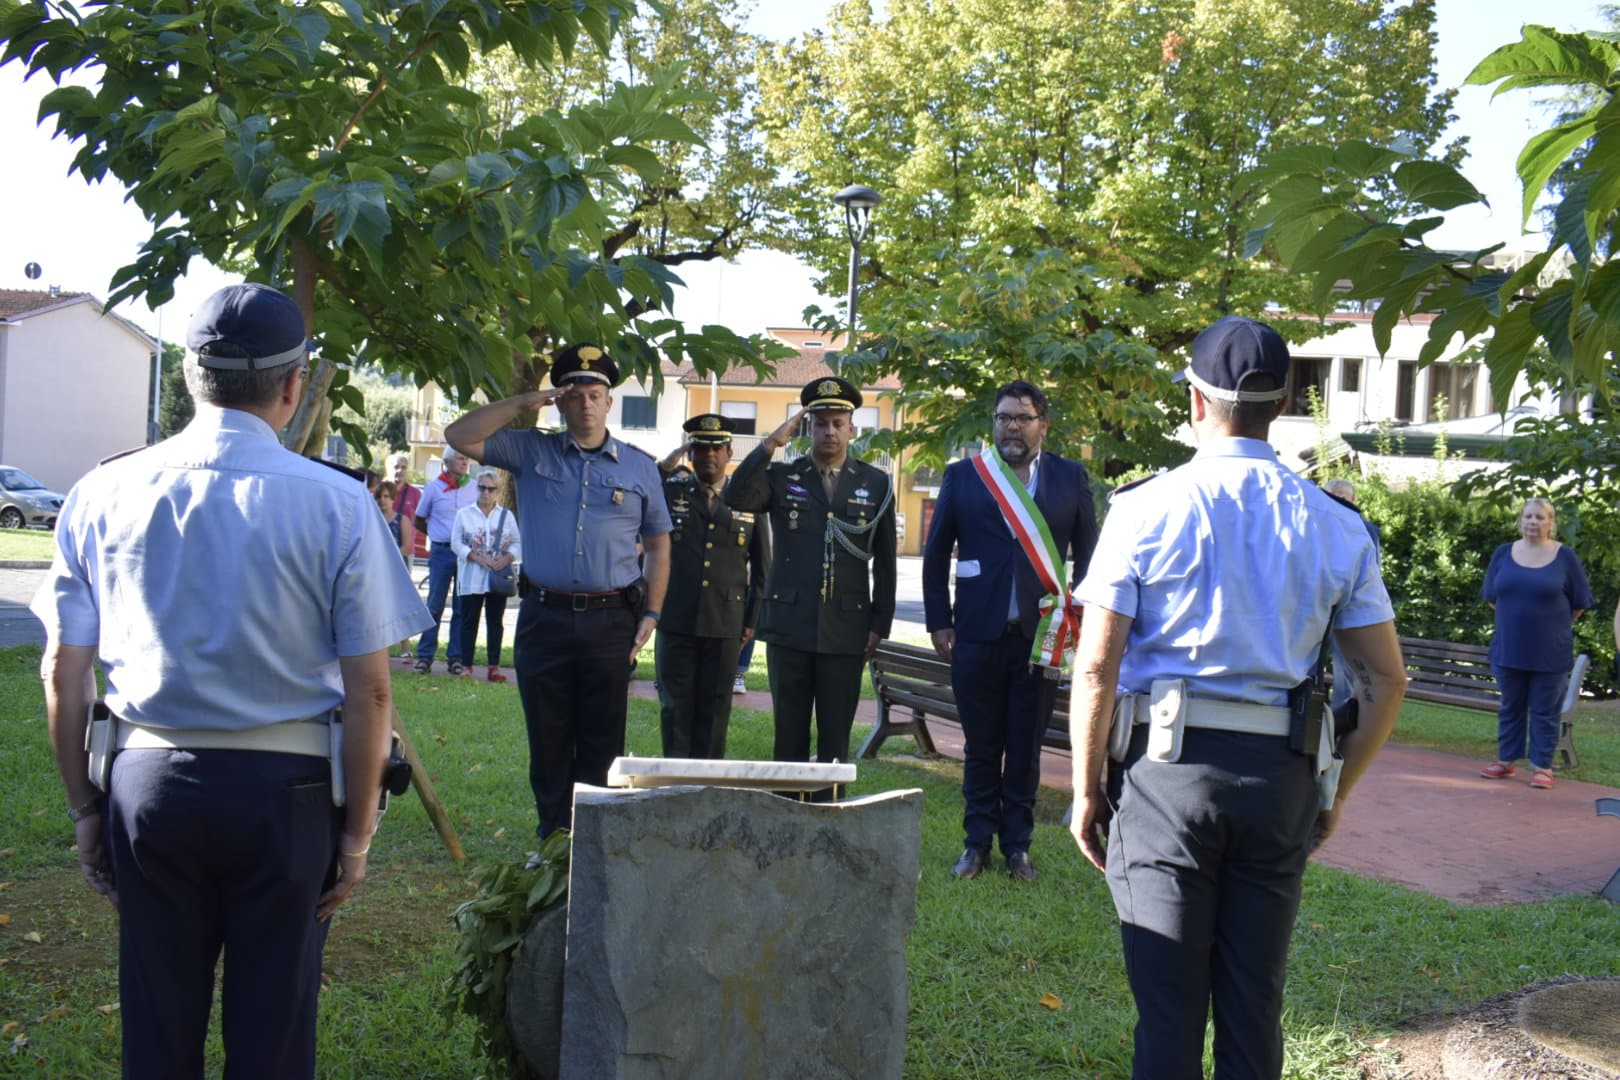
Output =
[
  {"x1": 451, "y1": 469, "x2": 521, "y2": 683},
  {"x1": 1479, "y1": 497, "x2": 1594, "y2": 790}
]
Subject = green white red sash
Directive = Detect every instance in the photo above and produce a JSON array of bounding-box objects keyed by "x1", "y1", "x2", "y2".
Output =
[{"x1": 970, "y1": 447, "x2": 1078, "y2": 670}]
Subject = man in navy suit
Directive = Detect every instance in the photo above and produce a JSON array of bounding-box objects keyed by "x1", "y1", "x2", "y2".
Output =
[{"x1": 923, "y1": 380, "x2": 1098, "y2": 881}]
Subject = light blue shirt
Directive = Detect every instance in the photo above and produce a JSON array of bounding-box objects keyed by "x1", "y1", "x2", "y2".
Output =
[
  {"x1": 480, "y1": 428, "x2": 671, "y2": 592},
  {"x1": 1077, "y1": 437, "x2": 1394, "y2": 706},
  {"x1": 416, "y1": 471, "x2": 476, "y2": 542},
  {"x1": 31, "y1": 406, "x2": 433, "y2": 730}
]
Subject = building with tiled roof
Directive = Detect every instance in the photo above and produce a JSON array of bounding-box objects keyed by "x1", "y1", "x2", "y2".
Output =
[{"x1": 0, "y1": 288, "x2": 156, "y2": 493}]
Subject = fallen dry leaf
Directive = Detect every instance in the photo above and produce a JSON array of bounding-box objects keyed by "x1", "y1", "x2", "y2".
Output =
[
  {"x1": 492, "y1": 827, "x2": 506, "y2": 840},
  {"x1": 21, "y1": 931, "x2": 42, "y2": 944},
  {"x1": 0, "y1": 1022, "x2": 17, "y2": 1035},
  {"x1": 0, "y1": 914, "x2": 9, "y2": 926},
  {"x1": 29, "y1": 809, "x2": 45, "y2": 818},
  {"x1": 0, "y1": 849, "x2": 14, "y2": 858},
  {"x1": 0, "y1": 882, "x2": 12, "y2": 890},
  {"x1": 38, "y1": 1005, "x2": 69, "y2": 1023},
  {"x1": 1039, "y1": 992, "x2": 1062, "y2": 1011},
  {"x1": 95, "y1": 1003, "x2": 119, "y2": 1016}
]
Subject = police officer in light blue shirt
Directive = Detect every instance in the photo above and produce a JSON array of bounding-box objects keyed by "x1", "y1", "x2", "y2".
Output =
[
  {"x1": 31, "y1": 283, "x2": 433, "y2": 1079},
  {"x1": 1066, "y1": 315, "x2": 1409, "y2": 1080},
  {"x1": 446, "y1": 344, "x2": 671, "y2": 843}
]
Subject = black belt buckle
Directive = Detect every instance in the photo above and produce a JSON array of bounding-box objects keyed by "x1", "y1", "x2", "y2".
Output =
[{"x1": 571, "y1": 593, "x2": 589, "y2": 612}]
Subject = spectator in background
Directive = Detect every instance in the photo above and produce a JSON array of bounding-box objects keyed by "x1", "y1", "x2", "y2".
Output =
[
  {"x1": 389, "y1": 452, "x2": 423, "y2": 658},
  {"x1": 375, "y1": 480, "x2": 402, "y2": 551},
  {"x1": 413, "y1": 448, "x2": 477, "y2": 675},
  {"x1": 451, "y1": 469, "x2": 520, "y2": 683},
  {"x1": 1479, "y1": 497, "x2": 1594, "y2": 790}
]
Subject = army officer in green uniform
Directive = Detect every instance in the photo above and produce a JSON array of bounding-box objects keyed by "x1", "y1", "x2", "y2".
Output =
[
  {"x1": 654, "y1": 414, "x2": 770, "y2": 758},
  {"x1": 725, "y1": 377, "x2": 897, "y2": 767}
]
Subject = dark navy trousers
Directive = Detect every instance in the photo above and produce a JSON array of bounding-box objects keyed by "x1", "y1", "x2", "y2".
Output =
[
  {"x1": 514, "y1": 601, "x2": 636, "y2": 838},
  {"x1": 106, "y1": 747, "x2": 341, "y2": 1079},
  {"x1": 1491, "y1": 664, "x2": 1569, "y2": 769},
  {"x1": 1105, "y1": 726, "x2": 1318, "y2": 1080},
  {"x1": 951, "y1": 628, "x2": 1055, "y2": 856}
]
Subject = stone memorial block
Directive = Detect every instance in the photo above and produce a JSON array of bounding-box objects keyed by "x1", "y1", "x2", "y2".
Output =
[{"x1": 560, "y1": 783, "x2": 923, "y2": 1079}]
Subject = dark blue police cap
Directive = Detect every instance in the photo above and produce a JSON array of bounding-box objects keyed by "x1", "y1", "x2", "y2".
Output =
[
  {"x1": 1176, "y1": 315, "x2": 1291, "y2": 403},
  {"x1": 187, "y1": 283, "x2": 309, "y2": 371},
  {"x1": 550, "y1": 343, "x2": 620, "y2": 388}
]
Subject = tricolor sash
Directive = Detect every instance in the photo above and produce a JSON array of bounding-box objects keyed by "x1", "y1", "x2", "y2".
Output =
[{"x1": 969, "y1": 447, "x2": 1079, "y2": 670}]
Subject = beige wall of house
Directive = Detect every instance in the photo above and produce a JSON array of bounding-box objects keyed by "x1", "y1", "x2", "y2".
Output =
[{"x1": 0, "y1": 296, "x2": 152, "y2": 492}]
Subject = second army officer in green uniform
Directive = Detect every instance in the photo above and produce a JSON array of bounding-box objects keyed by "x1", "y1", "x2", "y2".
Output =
[
  {"x1": 654, "y1": 414, "x2": 770, "y2": 758},
  {"x1": 726, "y1": 377, "x2": 897, "y2": 767}
]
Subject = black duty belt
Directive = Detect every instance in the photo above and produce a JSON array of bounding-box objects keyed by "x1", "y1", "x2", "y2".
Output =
[{"x1": 521, "y1": 579, "x2": 629, "y2": 611}]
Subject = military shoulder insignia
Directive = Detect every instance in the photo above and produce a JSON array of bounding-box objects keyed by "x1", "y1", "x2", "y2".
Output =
[
  {"x1": 1107, "y1": 471, "x2": 1162, "y2": 502},
  {"x1": 98, "y1": 445, "x2": 150, "y2": 466}
]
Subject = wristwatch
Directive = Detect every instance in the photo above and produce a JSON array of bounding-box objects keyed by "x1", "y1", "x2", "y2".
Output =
[{"x1": 68, "y1": 797, "x2": 101, "y2": 823}]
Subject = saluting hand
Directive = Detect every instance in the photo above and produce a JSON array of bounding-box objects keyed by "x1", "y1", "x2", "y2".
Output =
[{"x1": 765, "y1": 409, "x2": 804, "y2": 451}]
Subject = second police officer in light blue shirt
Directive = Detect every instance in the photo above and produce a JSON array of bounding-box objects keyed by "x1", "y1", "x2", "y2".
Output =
[{"x1": 1066, "y1": 316, "x2": 1409, "y2": 1080}]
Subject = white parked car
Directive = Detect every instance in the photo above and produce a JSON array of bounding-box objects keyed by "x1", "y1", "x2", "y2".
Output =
[{"x1": 0, "y1": 466, "x2": 66, "y2": 529}]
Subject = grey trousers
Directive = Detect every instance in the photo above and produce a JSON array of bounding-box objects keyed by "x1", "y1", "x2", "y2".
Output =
[{"x1": 1105, "y1": 725, "x2": 1318, "y2": 1080}]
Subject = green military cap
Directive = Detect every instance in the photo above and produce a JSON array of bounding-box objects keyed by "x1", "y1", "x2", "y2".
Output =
[
  {"x1": 800, "y1": 375, "x2": 862, "y2": 412},
  {"x1": 684, "y1": 413, "x2": 735, "y2": 446}
]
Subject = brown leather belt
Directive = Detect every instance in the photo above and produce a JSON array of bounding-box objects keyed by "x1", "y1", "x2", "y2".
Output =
[{"x1": 521, "y1": 579, "x2": 628, "y2": 611}]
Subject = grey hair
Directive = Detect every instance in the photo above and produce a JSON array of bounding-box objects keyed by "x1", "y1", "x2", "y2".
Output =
[
  {"x1": 475, "y1": 468, "x2": 501, "y2": 486},
  {"x1": 1321, "y1": 478, "x2": 1356, "y2": 503},
  {"x1": 387, "y1": 451, "x2": 410, "y2": 469},
  {"x1": 442, "y1": 446, "x2": 464, "y2": 465},
  {"x1": 183, "y1": 353, "x2": 299, "y2": 409}
]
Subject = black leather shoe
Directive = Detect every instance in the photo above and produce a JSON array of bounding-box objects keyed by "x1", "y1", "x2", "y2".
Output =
[
  {"x1": 1006, "y1": 851, "x2": 1037, "y2": 882},
  {"x1": 950, "y1": 849, "x2": 988, "y2": 879}
]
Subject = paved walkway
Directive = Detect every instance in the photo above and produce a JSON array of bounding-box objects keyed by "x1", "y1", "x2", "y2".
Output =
[{"x1": 650, "y1": 678, "x2": 1620, "y2": 906}]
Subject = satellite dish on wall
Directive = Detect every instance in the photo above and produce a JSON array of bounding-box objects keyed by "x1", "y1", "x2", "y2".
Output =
[{"x1": 24, "y1": 262, "x2": 42, "y2": 280}]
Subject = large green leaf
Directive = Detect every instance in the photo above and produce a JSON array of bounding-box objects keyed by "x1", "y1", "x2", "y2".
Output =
[{"x1": 1392, "y1": 160, "x2": 1484, "y2": 212}]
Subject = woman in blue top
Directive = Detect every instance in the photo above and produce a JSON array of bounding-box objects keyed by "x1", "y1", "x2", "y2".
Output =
[{"x1": 1479, "y1": 498, "x2": 1594, "y2": 789}]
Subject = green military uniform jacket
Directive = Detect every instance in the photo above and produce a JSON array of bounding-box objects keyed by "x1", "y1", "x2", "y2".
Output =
[
  {"x1": 659, "y1": 469, "x2": 769, "y2": 639},
  {"x1": 725, "y1": 445, "x2": 897, "y2": 655}
]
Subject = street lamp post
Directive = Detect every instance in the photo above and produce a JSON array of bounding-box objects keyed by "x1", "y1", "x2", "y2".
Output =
[{"x1": 833, "y1": 183, "x2": 881, "y2": 367}]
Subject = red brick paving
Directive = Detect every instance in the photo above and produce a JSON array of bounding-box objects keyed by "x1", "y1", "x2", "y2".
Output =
[{"x1": 403, "y1": 656, "x2": 1620, "y2": 906}]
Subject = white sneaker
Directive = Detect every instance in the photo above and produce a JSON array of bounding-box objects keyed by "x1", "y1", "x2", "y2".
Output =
[{"x1": 733, "y1": 674, "x2": 747, "y2": 695}]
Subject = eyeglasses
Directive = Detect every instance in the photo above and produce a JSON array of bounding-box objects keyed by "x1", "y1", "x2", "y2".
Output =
[
  {"x1": 477, "y1": 485, "x2": 498, "y2": 491},
  {"x1": 993, "y1": 413, "x2": 1041, "y2": 427}
]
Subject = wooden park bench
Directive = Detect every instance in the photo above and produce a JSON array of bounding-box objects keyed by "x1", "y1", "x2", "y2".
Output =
[
  {"x1": 858, "y1": 640, "x2": 1072, "y2": 759},
  {"x1": 863, "y1": 637, "x2": 1592, "y2": 770},
  {"x1": 1371, "y1": 636, "x2": 1589, "y2": 770}
]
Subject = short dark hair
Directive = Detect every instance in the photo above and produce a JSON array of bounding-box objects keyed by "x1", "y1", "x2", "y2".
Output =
[
  {"x1": 183, "y1": 353, "x2": 299, "y2": 409},
  {"x1": 1198, "y1": 374, "x2": 1282, "y2": 438},
  {"x1": 994, "y1": 380, "x2": 1048, "y2": 419}
]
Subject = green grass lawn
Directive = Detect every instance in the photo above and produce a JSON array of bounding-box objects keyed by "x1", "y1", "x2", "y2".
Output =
[
  {"x1": 0, "y1": 528, "x2": 56, "y2": 562},
  {"x1": 2, "y1": 643, "x2": 1616, "y2": 1078},
  {"x1": 1390, "y1": 697, "x2": 1620, "y2": 788}
]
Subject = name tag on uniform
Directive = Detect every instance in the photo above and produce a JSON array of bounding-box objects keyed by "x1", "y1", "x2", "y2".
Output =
[{"x1": 732, "y1": 511, "x2": 754, "y2": 522}]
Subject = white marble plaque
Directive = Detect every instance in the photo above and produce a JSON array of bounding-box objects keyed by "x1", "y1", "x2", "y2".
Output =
[{"x1": 605, "y1": 755, "x2": 856, "y2": 792}]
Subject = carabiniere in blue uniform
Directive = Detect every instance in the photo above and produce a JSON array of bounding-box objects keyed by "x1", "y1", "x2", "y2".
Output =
[{"x1": 471, "y1": 343, "x2": 672, "y2": 841}]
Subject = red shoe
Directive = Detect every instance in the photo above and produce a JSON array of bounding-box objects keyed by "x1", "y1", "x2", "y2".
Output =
[
  {"x1": 1479, "y1": 761, "x2": 1516, "y2": 779},
  {"x1": 1530, "y1": 768, "x2": 1554, "y2": 790},
  {"x1": 487, "y1": 667, "x2": 508, "y2": 683}
]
